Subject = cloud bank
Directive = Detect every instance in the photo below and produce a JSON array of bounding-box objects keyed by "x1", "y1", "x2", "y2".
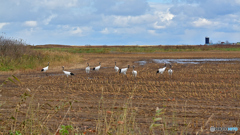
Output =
[{"x1": 0, "y1": 0, "x2": 239, "y2": 45}]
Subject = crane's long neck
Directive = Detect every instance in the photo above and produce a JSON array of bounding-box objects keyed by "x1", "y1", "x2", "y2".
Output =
[{"x1": 62, "y1": 67, "x2": 64, "y2": 71}]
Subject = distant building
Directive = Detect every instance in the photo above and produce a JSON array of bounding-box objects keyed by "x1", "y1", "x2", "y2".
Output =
[{"x1": 205, "y1": 37, "x2": 209, "y2": 45}]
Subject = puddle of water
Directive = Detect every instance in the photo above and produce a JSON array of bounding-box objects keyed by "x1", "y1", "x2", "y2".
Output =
[
  {"x1": 153, "y1": 58, "x2": 240, "y2": 64},
  {"x1": 137, "y1": 58, "x2": 240, "y2": 65},
  {"x1": 137, "y1": 61, "x2": 147, "y2": 65}
]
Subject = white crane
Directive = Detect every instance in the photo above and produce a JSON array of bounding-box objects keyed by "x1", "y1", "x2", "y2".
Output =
[
  {"x1": 62, "y1": 66, "x2": 74, "y2": 77},
  {"x1": 132, "y1": 65, "x2": 137, "y2": 77},
  {"x1": 114, "y1": 62, "x2": 119, "y2": 72},
  {"x1": 168, "y1": 64, "x2": 173, "y2": 76},
  {"x1": 93, "y1": 62, "x2": 101, "y2": 71},
  {"x1": 86, "y1": 63, "x2": 90, "y2": 73},
  {"x1": 119, "y1": 65, "x2": 130, "y2": 75},
  {"x1": 156, "y1": 63, "x2": 166, "y2": 75},
  {"x1": 41, "y1": 62, "x2": 49, "y2": 72}
]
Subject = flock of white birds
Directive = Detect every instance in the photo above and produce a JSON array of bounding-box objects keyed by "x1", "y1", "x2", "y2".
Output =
[{"x1": 41, "y1": 61, "x2": 173, "y2": 77}]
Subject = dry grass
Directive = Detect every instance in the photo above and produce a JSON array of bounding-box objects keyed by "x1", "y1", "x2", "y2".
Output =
[
  {"x1": 0, "y1": 36, "x2": 83, "y2": 73},
  {"x1": 0, "y1": 36, "x2": 30, "y2": 59}
]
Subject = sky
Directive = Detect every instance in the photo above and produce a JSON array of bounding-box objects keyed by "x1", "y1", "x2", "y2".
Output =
[{"x1": 0, "y1": 0, "x2": 240, "y2": 45}]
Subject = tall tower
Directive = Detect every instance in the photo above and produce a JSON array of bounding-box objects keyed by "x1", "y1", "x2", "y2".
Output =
[{"x1": 205, "y1": 37, "x2": 209, "y2": 45}]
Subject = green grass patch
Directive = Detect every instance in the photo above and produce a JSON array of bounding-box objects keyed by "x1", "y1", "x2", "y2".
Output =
[{"x1": 214, "y1": 47, "x2": 240, "y2": 51}]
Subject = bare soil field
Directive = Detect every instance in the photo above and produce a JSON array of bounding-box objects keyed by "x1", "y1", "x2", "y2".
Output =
[{"x1": 1, "y1": 51, "x2": 240, "y2": 134}]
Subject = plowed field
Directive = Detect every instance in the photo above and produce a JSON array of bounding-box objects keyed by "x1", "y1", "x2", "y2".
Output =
[{"x1": 1, "y1": 52, "x2": 240, "y2": 135}]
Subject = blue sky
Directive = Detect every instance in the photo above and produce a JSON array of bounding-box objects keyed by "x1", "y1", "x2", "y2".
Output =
[{"x1": 0, "y1": 0, "x2": 240, "y2": 45}]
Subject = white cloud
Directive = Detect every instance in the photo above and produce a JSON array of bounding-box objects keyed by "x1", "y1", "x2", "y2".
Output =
[
  {"x1": 155, "y1": 9, "x2": 174, "y2": 22},
  {"x1": 0, "y1": 22, "x2": 9, "y2": 29},
  {"x1": 153, "y1": 21, "x2": 165, "y2": 29},
  {"x1": 113, "y1": 16, "x2": 131, "y2": 27},
  {"x1": 101, "y1": 28, "x2": 110, "y2": 34},
  {"x1": 129, "y1": 14, "x2": 156, "y2": 24},
  {"x1": 100, "y1": 7, "x2": 174, "y2": 30},
  {"x1": 150, "y1": 8, "x2": 174, "y2": 30},
  {"x1": 70, "y1": 27, "x2": 82, "y2": 35},
  {"x1": 57, "y1": 25, "x2": 70, "y2": 29},
  {"x1": 69, "y1": 26, "x2": 92, "y2": 36},
  {"x1": 101, "y1": 14, "x2": 155, "y2": 28},
  {"x1": 24, "y1": 21, "x2": 37, "y2": 27},
  {"x1": 193, "y1": 18, "x2": 212, "y2": 27},
  {"x1": 100, "y1": 27, "x2": 145, "y2": 35},
  {"x1": 43, "y1": 14, "x2": 57, "y2": 25},
  {"x1": 148, "y1": 30, "x2": 158, "y2": 36}
]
